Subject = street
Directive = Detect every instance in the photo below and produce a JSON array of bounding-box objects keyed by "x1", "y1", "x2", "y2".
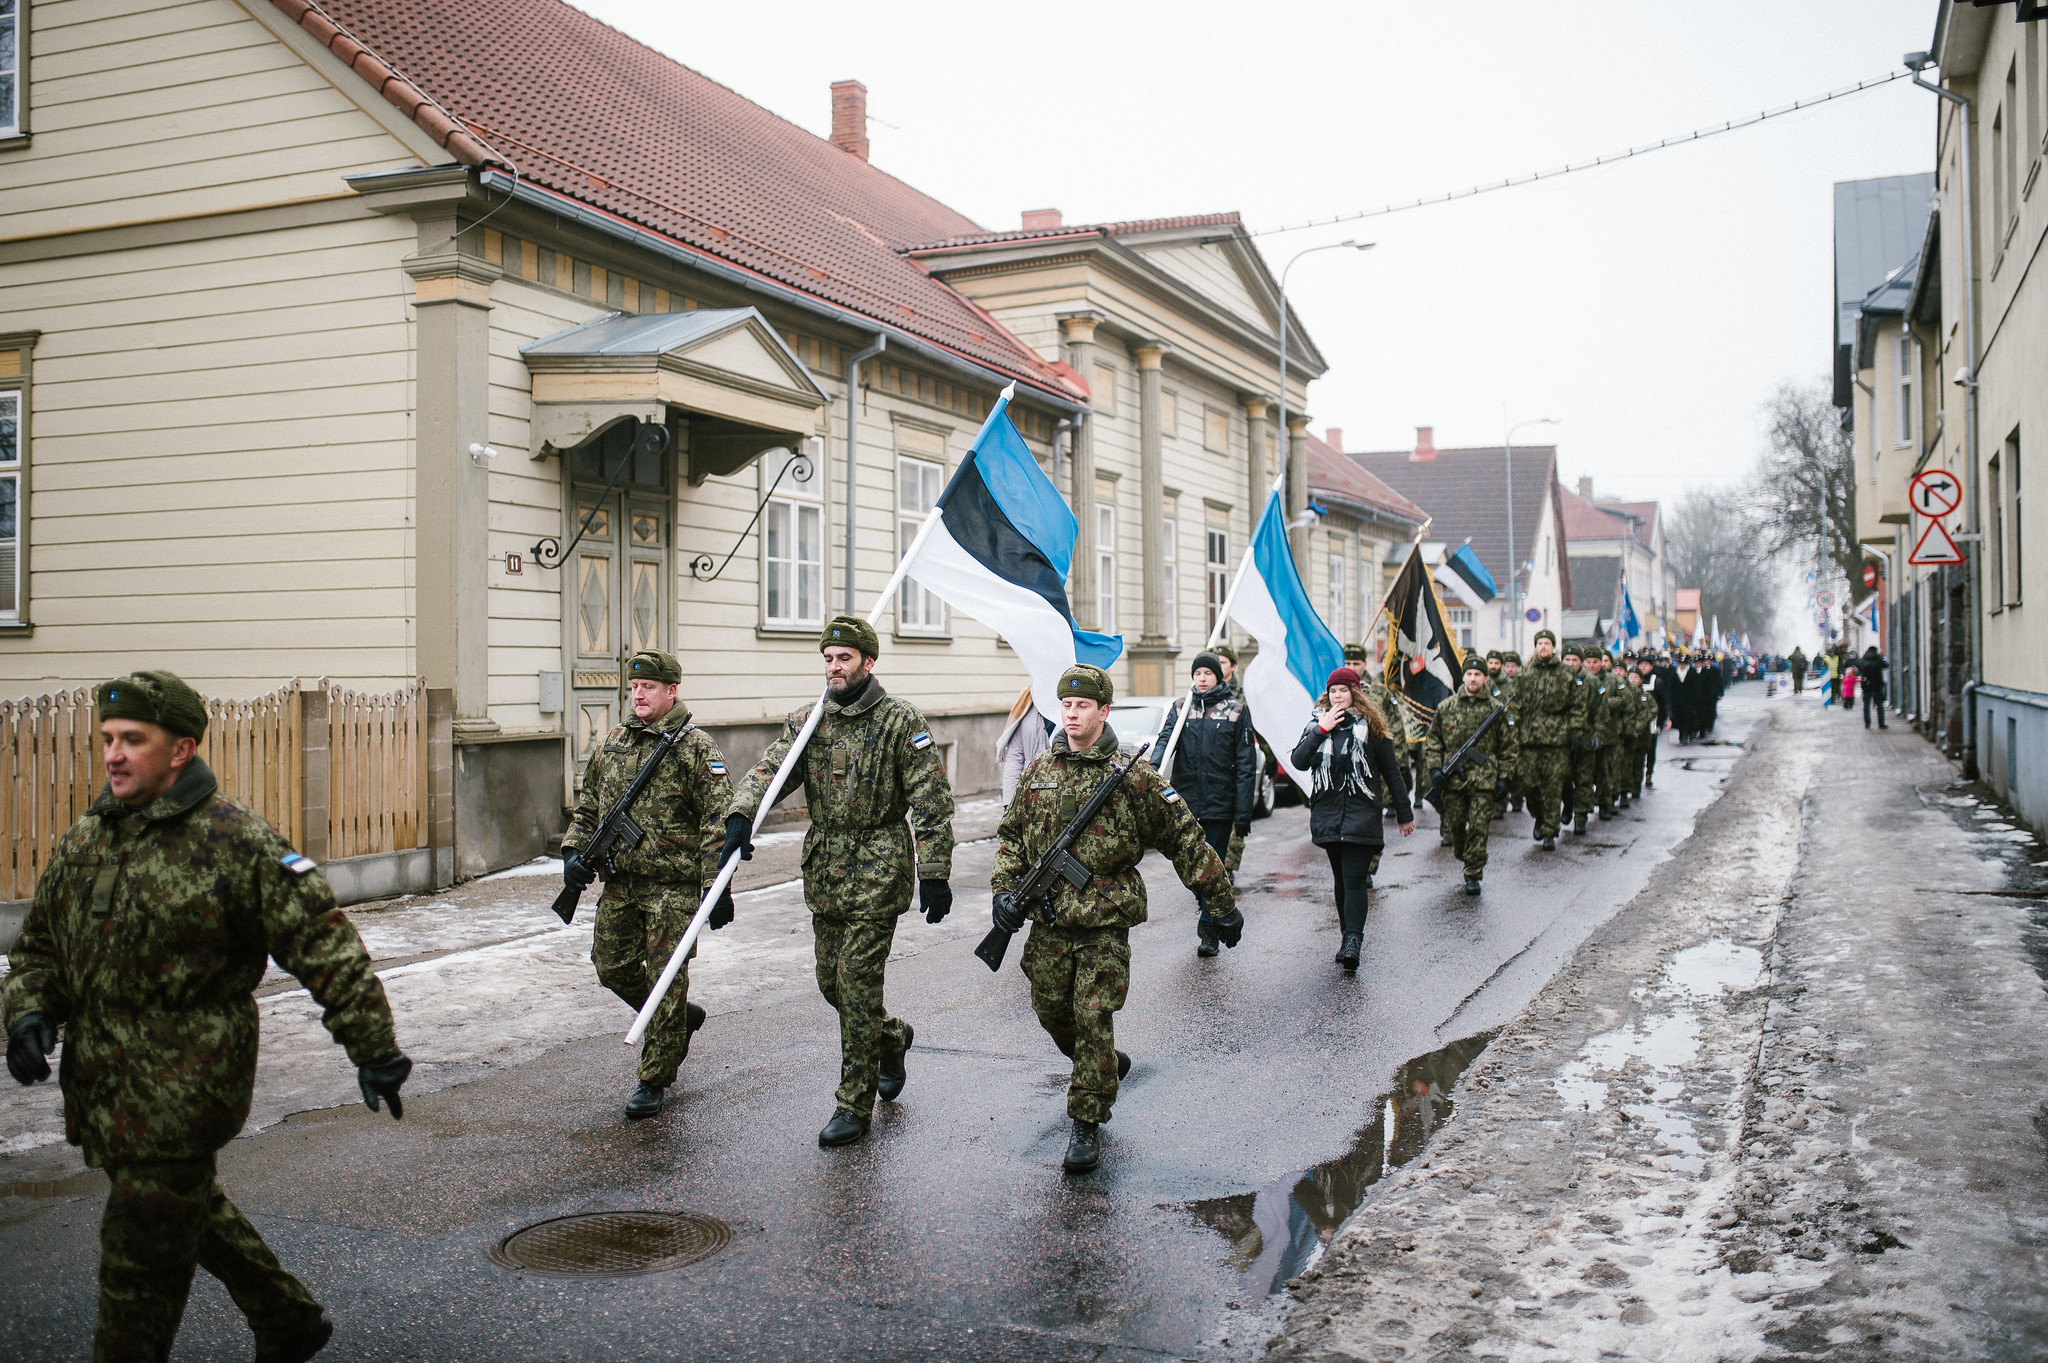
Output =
[{"x1": 1, "y1": 698, "x2": 1761, "y2": 1361}]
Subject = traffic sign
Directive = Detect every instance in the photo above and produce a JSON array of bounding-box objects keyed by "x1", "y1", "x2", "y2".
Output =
[
  {"x1": 1909, "y1": 517, "x2": 1967, "y2": 566},
  {"x1": 1910, "y1": 469, "x2": 1963, "y2": 519},
  {"x1": 1862, "y1": 563, "x2": 1879, "y2": 589},
  {"x1": 1815, "y1": 590, "x2": 1835, "y2": 609},
  {"x1": 1524, "y1": 607, "x2": 1542, "y2": 623}
]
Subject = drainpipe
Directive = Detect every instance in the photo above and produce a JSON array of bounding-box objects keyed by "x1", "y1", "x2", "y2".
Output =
[
  {"x1": 844, "y1": 335, "x2": 887, "y2": 615},
  {"x1": 1909, "y1": 53, "x2": 1981, "y2": 774}
]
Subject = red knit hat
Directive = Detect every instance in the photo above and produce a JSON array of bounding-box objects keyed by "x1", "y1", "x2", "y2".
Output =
[{"x1": 1326, "y1": 666, "x2": 1363, "y2": 691}]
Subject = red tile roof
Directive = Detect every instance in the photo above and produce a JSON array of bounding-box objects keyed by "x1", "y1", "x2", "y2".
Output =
[
  {"x1": 274, "y1": 0, "x2": 1080, "y2": 400},
  {"x1": 1558, "y1": 486, "x2": 1635, "y2": 541},
  {"x1": 1303, "y1": 432, "x2": 1427, "y2": 524},
  {"x1": 1594, "y1": 499, "x2": 1659, "y2": 547},
  {"x1": 904, "y1": 212, "x2": 1247, "y2": 253}
]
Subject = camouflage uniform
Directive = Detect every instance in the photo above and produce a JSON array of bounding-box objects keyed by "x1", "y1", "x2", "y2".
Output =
[
  {"x1": 5, "y1": 757, "x2": 396, "y2": 1362},
  {"x1": 563, "y1": 702, "x2": 730, "y2": 1087},
  {"x1": 1590, "y1": 667, "x2": 1629, "y2": 812},
  {"x1": 994, "y1": 729, "x2": 1235, "y2": 1122},
  {"x1": 728, "y1": 678, "x2": 953, "y2": 1120},
  {"x1": 1510, "y1": 651, "x2": 1583, "y2": 839},
  {"x1": 1421, "y1": 690, "x2": 1518, "y2": 879},
  {"x1": 1623, "y1": 672, "x2": 1655, "y2": 799},
  {"x1": 1564, "y1": 659, "x2": 1599, "y2": 820}
]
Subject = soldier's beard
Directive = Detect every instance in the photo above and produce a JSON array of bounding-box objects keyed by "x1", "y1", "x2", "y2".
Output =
[{"x1": 827, "y1": 662, "x2": 871, "y2": 694}]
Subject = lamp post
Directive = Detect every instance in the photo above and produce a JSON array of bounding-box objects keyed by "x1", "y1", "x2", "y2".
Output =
[
  {"x1": 1504, "y1": 417, "x2": 1559, "y2": 653},
  {"x1": 1276, "y1": 240, "x2": 1375, "y2": 531}
]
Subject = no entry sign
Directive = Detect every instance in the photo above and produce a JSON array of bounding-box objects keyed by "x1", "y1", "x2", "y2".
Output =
[{"x1": 1862, "y1": 563, "x2": 1879, "y2": 589}]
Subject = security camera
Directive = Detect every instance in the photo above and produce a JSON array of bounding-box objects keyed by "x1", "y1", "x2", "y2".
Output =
[
  {"x1": 1953, "y1": 367, "x2": 1972, "y2": 388},
  {"x1": 469, "y1": 443, "x2": 499, "y2": 465}
]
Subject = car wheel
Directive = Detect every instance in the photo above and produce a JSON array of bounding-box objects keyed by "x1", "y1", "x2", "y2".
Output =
[{"x1": 1253, "y1": 767, "x2": 1276, "y2": 818}]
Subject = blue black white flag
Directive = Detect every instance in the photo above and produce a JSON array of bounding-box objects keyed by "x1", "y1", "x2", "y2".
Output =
[
  {"x1": 1233, "y1": 490, "x2": 1345, "y2": 791},
  {"x1": 1437, "y1": 540, "x2": 1498, "y2": 606},
  {"x1": 902, "y1": 389, "x2": 1121, "y2": 720}
]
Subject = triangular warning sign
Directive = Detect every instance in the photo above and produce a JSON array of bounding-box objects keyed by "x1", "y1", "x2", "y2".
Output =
[{"x1": 1909, "y1": 517, "x2": 1966, "y2": 567}]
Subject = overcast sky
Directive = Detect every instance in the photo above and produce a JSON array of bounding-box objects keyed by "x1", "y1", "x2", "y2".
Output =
[{"x1": 580, "y1": 0, "x2": 1936, "y2": 514}]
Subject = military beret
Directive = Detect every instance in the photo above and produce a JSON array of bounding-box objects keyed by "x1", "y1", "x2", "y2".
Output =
[
  {"x1": 1534, "y1": 628, "x2": 1556, "y2": 645},
  {"x1": 1215, "y1": 643, "x2": 1240, "y2": 664},
  {"x1": 1191, "y1": 651, "x2": 1223, "y2": 678},
  {"x1": 626, "y1": 649, "x2": 681, "y2": 684},
  {"x1": 96, "y1": 669, "x2": 207, "y2": 742},
  {"x1": 1503, "y1": 651, "x2": 1522, "y2": 665},
  {"x1": 819, "y1": 614, "x2": 880, "y2": 658},
  {"x1": 1058, "y1": 664, "x2": 1113, "y2": 704},
  {"x1": 1485, "y1": 650, "x2": 1502, "y2": 662},
  {"x1": 1462, "y1": 656, "x2": 1489, "y2": 676},
  {"x1": 1341, "y1": 641, "x2": 1369, "y2": 662}
]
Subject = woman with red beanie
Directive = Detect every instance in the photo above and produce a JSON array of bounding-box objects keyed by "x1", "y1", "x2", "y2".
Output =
[{"x1": 1290, "y1": 666, "x2": 1415, "y2": 970}]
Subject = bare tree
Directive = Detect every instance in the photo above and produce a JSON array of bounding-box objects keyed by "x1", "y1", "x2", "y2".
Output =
[
  {"x1": 1665, "y1": 485, "x2": 1781, "y2": 645},
  {"x1": 1748, "y1": 379, "x2": 1861, "y2": 591}
]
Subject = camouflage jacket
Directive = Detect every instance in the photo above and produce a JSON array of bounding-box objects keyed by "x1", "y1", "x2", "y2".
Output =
[
  {"x1": 1564, "y1": 669, "x2": 1594, "y2": 745},
  {"x1": 1589, "y1": 674, "x2": 1629, "y2": 745},
  {"x1": 563, "y1": 703, "x2": 729, "y2": 890},
  {"x1": 3, "y1": 759, "x2": 396, "y2": 1168},
  {"x1": 1420, "y1": 690, "x2": 1518, "y2": 792},
  {"x1": 728, "y1": 678, "x2": 954, "y2": 919},
  {"x1": 993, "y1": 728, "x2": 1234, "y2": 930},
  {"x1": 1624, "y1": 679, "x2": 1657, "y2": 739},
  {"x1": 1511, "y1": 656, "x2": 1582, "y2": 747},
  {"x1": 1366, "y1": 678, "x2": 1415, "y2": 749}
]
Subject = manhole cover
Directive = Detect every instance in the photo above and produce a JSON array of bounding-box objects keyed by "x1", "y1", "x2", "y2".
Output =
[{"x1": 488, "y1": 1211, "x2": 730, "y2": 1277}]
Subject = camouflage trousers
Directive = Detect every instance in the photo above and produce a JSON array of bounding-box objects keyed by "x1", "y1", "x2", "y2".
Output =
[
  {"x1": 94, "y1": 1157, "x2": 322, "y2": 1363},
  {"x1": 1021, "y1": 923, "x2": 1131, "y2": 1123},
  {"x1": 1437, "y1": 788, "x2": 1494, "y2": 878},
  {"x1": 813, "y1": 914, "x2": 910, "y2": 1121},
  {"x1": 1599, "y1": 743, "x2": 1633, "y2": 809},
  {"x1": 1515, "y1": 745, "x2": 1571, "y2": 838},
  {"x1": 1569, "y1": 746, "x2": 1599, "y2": 816},
  {"x1": 1637, "y1": 731, "x2": 1658, "y2": 791},
  {"x1": 1225, "y1": 827, "x2": 1245, "y2": 874},
  {"x1": 592, "y1": 878, "x2": 697, "y2": 1087}
]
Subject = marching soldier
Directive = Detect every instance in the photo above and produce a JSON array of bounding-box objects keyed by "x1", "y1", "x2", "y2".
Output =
[
  {"x1": 991, "y1": 664, "x2": 1239, "y2": 1173},
  {"x1": 1621, "y1": 662, "x2": 1655, "y2": 803},
  {"x1": 1511, "y1": 630, "x2": 1580, "y2": 851},
  {"x1": 1637, "y1": 653, "x2": 1668, "y2": 791},
  {"x1": 560, "y1": 649, "x2": 732, "y2": 1120},
  {"x1": 1588, "y1": 652, "x2": 1627, "y2": 818},
  {"x1": 1422, "y1": 658, "x2": 1518, "y2": 896},
  {"x1": 724, "y1": 616, "x2": 955, "y2": 1147},
  {"x1": 6, "y1": 671, "x2": 407, "y2": 1363},
  {"x1": 1562, "y1": 644, "x2": 1598, "y2": 836}
]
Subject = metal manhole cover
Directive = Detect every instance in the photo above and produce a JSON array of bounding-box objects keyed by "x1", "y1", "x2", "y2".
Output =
[{"x1": 488, "y1": 1211, "x2": 730, "y2": 1277}]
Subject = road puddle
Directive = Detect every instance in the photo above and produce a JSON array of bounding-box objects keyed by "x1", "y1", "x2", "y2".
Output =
[
  {"x1": 0, "y1": 1170, "x2": 105, "y2": 1201},
  {"x1": 1186, "y1": 1031, "x2": 1494, "y2": 1297}
]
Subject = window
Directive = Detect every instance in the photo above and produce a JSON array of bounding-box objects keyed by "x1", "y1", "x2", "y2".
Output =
[
  {"x1": 0, "y1": 0, "x2": 17, "y2": 137},
  {"x1": 897, "y1": 456, "x2": 946, "y2": 632},
  {"x1": 2006, "y1": 60, "x2": 2021, "y2": 232},
  {"x1": 1162, "y1": 515, "x2": 1178, "y2": 648},
  {"x1": 762, "y1": 448, "x2": 823, "y2": 629},
  {"x1": 1204, "y1": 408, "x2": 1230, "y2": 453},
  {"x1": 1160, "y1": 389, "x2": 1178, "y2": 438},
  {"x1": 1092, "y1": 364, "x2": 1118, "y2": 417},
  {"x1": 1895, "y1": 333, "x2": 1916, "y2": 448},
  {"x1": 1207, "y1": 528, "x2": 1229, "y2": 633},
  {"x1": 2011, "y1": 428, "x2": 2024, "y2": 605},
  {"x1": 1993, "y1": 106, "x2": 2008, "y2": 245},
  {"x1": 1448, "y1": 606, "x2": 1474, "y2": 652},
  {"x1": 1991, "y1": 454, "x2": 2005, "y2": 608},
  {"x1": 1095, "y1": 502, "x2": 1117, "y2": 632},
  {"x1": 0, "y1": 389, "x2": 17, "y2": 618},
  {"x1": 1328, "y1": 551, "x2": 1345, "y2": 638}
]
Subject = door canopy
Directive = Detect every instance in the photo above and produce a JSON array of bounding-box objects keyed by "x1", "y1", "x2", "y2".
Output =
[{"x1": 523, "y1": 308, "x2": 829, "y2": 479}]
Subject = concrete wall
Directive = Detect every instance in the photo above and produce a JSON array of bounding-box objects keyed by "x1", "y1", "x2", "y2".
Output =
[
  {"x1": 453, "y1": 733, "x2": 569, "y2": 879},
  {"x1": 1977, "y1": 684, "x2": 2048, "y2": 838}
]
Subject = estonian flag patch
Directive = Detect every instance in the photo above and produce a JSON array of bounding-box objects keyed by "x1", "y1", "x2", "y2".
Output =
[
  {"x1": 709, "y1": 762, "x2": 726, "y2": 775},
  {"x1": 910, "y1": 732, "x2": 933, "y2": 750},
  {"x1": 281, "y1": 853, "x2": 316, "y2": 875},
  {"x1": 1162, "y1": 786, "x2": 1181, "y2": 803}
]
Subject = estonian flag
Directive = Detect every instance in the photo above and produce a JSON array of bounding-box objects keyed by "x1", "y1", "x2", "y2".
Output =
[
  {"x1": 903, "y1": 390, "x2": 1121, "y2": 720},
  {"x1": 1437, "y1": 541, "x2": 1498, "y2": 606},
  {"x1": 1232, "y1": 490, "x2": 1344, "y2": 792},
  {"x1": 1383, "y1": 542, "x2": 1461, "y2": 737}
]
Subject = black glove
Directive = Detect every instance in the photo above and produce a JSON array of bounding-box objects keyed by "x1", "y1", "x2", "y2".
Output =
[
  {"x1": 708, "y1": 884, "x2": 735, "y2": 930},
  {"x1": 920, "y1": 879, "x2": 953, "y2": 924},
  {"x1": 1211, "y1": 906, "x2": 1244, "y2": 949},
  {"x1": 990, "y1": 891, "x2": 1026, "y2": 935},
  {"x1": 1495, "y1": 778, "x2": 1509, "y2": 801},
  {"x1": 1233, "y1": 821, "x2": 1251, "y2": 838},
  {"x1": 720, "y1": 813, "x2": 754, "y2": 866},
  {"x1": 358, "y1": 1052, "x2": 412, "y2": 1120},
  {"x1": 7, "y1": 1013, "x2": 56, "y2": 1086},
  {"x1": 562, "y1": 850, "x2": 594, "y2": 892}
]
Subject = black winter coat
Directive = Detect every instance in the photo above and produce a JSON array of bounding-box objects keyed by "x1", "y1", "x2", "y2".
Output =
[
  {"x1": 1290, "y1": 715, "x2": 1414, "y2": 847},
  {"x1": 1149, "y1": 682, "x2": 1257, "y2": 824}
]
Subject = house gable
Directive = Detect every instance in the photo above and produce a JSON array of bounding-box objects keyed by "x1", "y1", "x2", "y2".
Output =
[{"x1": 1135, "y1": 240, "x2": 1274, "y2": 333}]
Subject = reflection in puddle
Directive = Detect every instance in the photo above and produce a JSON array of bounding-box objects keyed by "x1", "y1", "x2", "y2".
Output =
[
  {"x1": 1, "y1": 1170, "x2": 105, "y2": 1201},
  {"x1": 1186, "y1": 1032, "x2": 1493, "y2": 1298}
]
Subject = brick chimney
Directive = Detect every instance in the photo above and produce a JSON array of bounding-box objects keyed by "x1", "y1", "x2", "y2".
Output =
[
  {"x1": 1324, "y1": 427, "x2": 1343, "y2": 452},
  {"x1": 830, "y1": 80, "x2": 869, "y2": 161},
  {"x1": 1410, "y1": 425, "x2": 1437, "y2": 462},
  {"x1": 1578, "y1": 475, "x2": 1594, "y2": 500},
  {"x1": 1021, "y1": 208, "x2": 1062, "y2": 231}
]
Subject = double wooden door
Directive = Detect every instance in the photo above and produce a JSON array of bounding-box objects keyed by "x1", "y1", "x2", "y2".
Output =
[{"x1": 567, "y1": 426, "x2": 669, "y2": 780}]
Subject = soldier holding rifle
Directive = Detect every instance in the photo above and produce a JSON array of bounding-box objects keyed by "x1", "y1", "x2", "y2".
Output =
[
  {"x1": 987, "y1": 664, "x2": 1239, "y2": 1174},
  {"x1": 560, "y1": 649, "x2": 733, "y2": 1121},
  {"x1": 1421, "y1": 657, "x2": 1518, "y2": 897}
]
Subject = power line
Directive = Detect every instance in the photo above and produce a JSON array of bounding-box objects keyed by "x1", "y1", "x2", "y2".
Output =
[{"x1": 1250, "y1": 70, "x2": 1911, "y2": 238}]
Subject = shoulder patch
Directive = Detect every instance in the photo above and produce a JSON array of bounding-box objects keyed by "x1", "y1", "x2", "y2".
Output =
[
  {"x1": 910, "y1": 731, "x2": 933, "y2": 750},
  {"x1": 708, "y1": 761, "x2": 726, "y2": 775},
  {"x1": 281, "y1": 852, "x2": 317, "y2": 875},
  {"x1": 1162, "y1": 785, "x2": 1182, "y2": 803}
]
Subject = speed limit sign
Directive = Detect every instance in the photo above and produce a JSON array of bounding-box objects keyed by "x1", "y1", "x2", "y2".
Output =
[{"x1": 1815, "y1": 590, "x2": 1835, "y2": 609}]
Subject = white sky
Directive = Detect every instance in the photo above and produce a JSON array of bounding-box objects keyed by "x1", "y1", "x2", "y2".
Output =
[{"x1": 577, "y1": 0, "x2": 1937, "y2": 510}]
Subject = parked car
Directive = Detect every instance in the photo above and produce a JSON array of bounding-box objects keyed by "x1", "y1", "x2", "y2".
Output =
[{"x1": 1105, "y1": 696, "x2": 1280, "y2": 818}]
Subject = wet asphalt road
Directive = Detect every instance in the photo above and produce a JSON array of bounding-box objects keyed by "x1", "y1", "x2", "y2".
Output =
[{"x1": 0, "y1": 695, "x2": 1763, "y2": 1362}]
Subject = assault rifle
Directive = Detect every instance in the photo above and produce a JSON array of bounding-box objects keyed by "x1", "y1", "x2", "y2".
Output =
[
  {"x1": 974, "y1": 757, "x2": 1134, "y2": 972},
  {"x1": 549, "y1": 723, "x2": 691, "y2": 925},
  {"x1": 1420, "y1": 704, "x2": 1507, "y2": 810}
]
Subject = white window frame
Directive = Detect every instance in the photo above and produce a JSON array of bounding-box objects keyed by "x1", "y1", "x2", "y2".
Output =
[
  {"x1": 1894, "y1": 333, "x2": 1916, "y2": 449},
  {"x1": 0, "y1": 387, "x2": 20, "y2": 623},
  {"x1": 1162, "y1": 514, "x2": 1178, "y2": 648},
  {"x1": 897, "y1": 454, "x2": 947, "y2": 633},
  {"x1": 760, "y1": 446, "x2": 824, "y2": 630},
  {"x1": 1328, "y1": 549, "x2": 1345, "y2": 638},
  {"x1": 1096, "y1": 501, "x2": 1117, "y2": 634},
  {"x1": 1448, "y1": 605, "x2": 1475, "y2": 652},
  {"x1": 0, "y1": 0, "x2": 19, "y2": 139},
  {"x1": 1206, "y1": 528, "x2": 1229, "y2": 634}
]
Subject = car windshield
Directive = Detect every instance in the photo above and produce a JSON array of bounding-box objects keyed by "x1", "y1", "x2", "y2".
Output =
[{"x1": 1106, "y1": 702, "x2": 1169, "y2": 755}]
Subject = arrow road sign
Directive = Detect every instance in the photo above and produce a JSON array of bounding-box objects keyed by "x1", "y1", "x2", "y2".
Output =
[
  {"x1": 1909, "y1": 516, "x2": 1967, "y2": 566},
  {"x1": 1910, "y1": 469, "x2": 1963, "y2": 519}
]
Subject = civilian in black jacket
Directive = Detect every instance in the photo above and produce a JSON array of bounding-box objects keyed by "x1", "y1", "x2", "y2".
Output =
[
  {"x1": 1859, "y1": 646, "x2": 1890, "y2": 729},
  {"x1": 1290, "y1": 666, "x2": 1415, "y2": 972},
  {"x1": 1150, "y1": 652, "x2": 1258, "y2": 957}
]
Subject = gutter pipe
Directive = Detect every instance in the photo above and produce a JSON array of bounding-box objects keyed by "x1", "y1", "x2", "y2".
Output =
[{"x1": 843, "y1": 336, "x2": 887, "y2": 615}]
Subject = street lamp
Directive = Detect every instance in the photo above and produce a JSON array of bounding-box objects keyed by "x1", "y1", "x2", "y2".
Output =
[
  {"x1": 1276, "y1": 239, "x2": 1375, "y2": 500},
  {"x1": 1504, "y1": 417, "x2": 1559, "y2": 653}
]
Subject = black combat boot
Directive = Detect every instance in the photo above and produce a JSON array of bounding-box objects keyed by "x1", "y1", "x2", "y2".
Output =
[
  {"x1": 1598, "y1": 805, "x2": 1614, "y2": 821},
  {"x1": 1196, "y1": 927, "x2": 1219, "y2": 958},
  {"x1": 624, "y1": 1081, "x2": 667, "y2": 1120},
  {"x1": 1063, "y1": 1119, "x2": 1101, "y2": 1172},
  {"x1": 1116, "y1": 1050, "x2": 1132, "y2": 1080},
  {"x1": 1617, "y1": 793, "x2": 1630, "y2": 809},
  {"x1": 255, "y1": 1313, "x2": 335, "y2": 1363},
  {"x1": 1335, "y1": 933, "x2": 1362, "y2": 970},
  {"x1": 1542, "y1": 835, "x2": 1557, "y2": 851},
  {"x1": 1463, "y1": 876, "x2": 1482, "y2": 896},
  {"x1": 1573, "y1": 813, "x2": 1588, "y2": 835},
  {"x1": 818, "y1": 1107, "x2": 869, "y2": 1147},
  {"x1": 878, "y1": 1023, "x2": 914, "y2": 1102}
]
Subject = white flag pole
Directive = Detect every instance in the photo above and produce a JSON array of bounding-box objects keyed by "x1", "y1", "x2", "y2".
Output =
[{"x1": 626, "y1": 497, "x2": 952, "y2": 1047}]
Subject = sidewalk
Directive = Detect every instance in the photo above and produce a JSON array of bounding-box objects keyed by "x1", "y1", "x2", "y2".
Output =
[{"x1": 1267, "y1": 694, "x2": 2048, "y2": 1360}]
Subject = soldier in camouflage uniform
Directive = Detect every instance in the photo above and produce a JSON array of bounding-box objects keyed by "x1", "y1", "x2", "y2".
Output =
[
  {"x1": 724, "y1": 615, "x2": 954, "y2": 1148},
  {"x1": 1215, "y1": 643, "x2": 1251, "y2": 876},
  {"x1": 5, "y1": 671, "x2": 406, "y2": 1363},
  {"x1": 1422, "y1": 658, "x2": 1518, "y2": 895},
  {"x1": 561, "y1": 649, "x2": 732, "y2": 1120},
  {"x1": 1620, "y1": 663, "x2": 1654, "y2": 803},
  {"x1": 1587, "y1": 653, "x2": 1628, "y2": 819},
  {"x1": 1562, "y1": 644, "x2": 1598, "y2": 835},
  {"x1": 991, "y1": 664, "x2": 1239, "y2": 1173},
  {"x1": 1511, "y1": 630, "x2": 1582, "y2": 850}
]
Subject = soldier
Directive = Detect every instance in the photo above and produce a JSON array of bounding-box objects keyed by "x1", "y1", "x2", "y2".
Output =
[
  {"x1": 1496, "y1": 650, "x2": 1524, "y2": 813},
  {"x1": 1620, "y1": 663, "x2": 1654, "y2": 803},
  {"x1": 5, "y1": 670, "x2": 407, "y2": 1363},
  {"x1": 1588, "y1": 653, "x2": 1627, "y2": 818},
  {"x1": 560, "y1": 649, "x2": 732, "y2": 1120},
  {"x1": 1562, "y1": 644, "x2": 1598, "y2": 836},
  {"x1": 1358, "y1": 645, "x2": 1417, "y2": 799},
  {"x1": 1215, "y1": 643, "x2": 1253, "y2": 878},
  {"x1": 1511, "y1": 630, "x2": 1580, "y2": 851},
  {"x1": 991, "y1": 664, "x2": 1239, "y2": 1172},
  {"x1": 1422, "y1": 658, "x2": 1518, "y2": 896},
  {"x1": 724, "y1": 616, "x2": 954, "y2": 1147},
  {"x1": 1637, "y1": 653, "x2": 1668, "y2": 791}
]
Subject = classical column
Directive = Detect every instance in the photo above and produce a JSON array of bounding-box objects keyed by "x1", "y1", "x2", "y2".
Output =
[
  {"x1": 406, "y1": 235, "x2": 499, "y2": 735},
  {"x1": 1243, "y1": 395, "x2": 1270, "y2": 533},
  {"x1": 1135, "y1": 342, "x2": 1169, "y2": 653},
  {"x1": 1286, "y1": 413, "x2": 1311, "y2": 571},
  {"x1": 1061, "y1": 311, "x2": 1102, "y2": 628}
]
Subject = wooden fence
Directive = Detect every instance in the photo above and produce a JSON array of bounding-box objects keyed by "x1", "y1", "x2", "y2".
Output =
[{"x1": 0, "y1": 677, "x2": 429, "y2": 900}]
